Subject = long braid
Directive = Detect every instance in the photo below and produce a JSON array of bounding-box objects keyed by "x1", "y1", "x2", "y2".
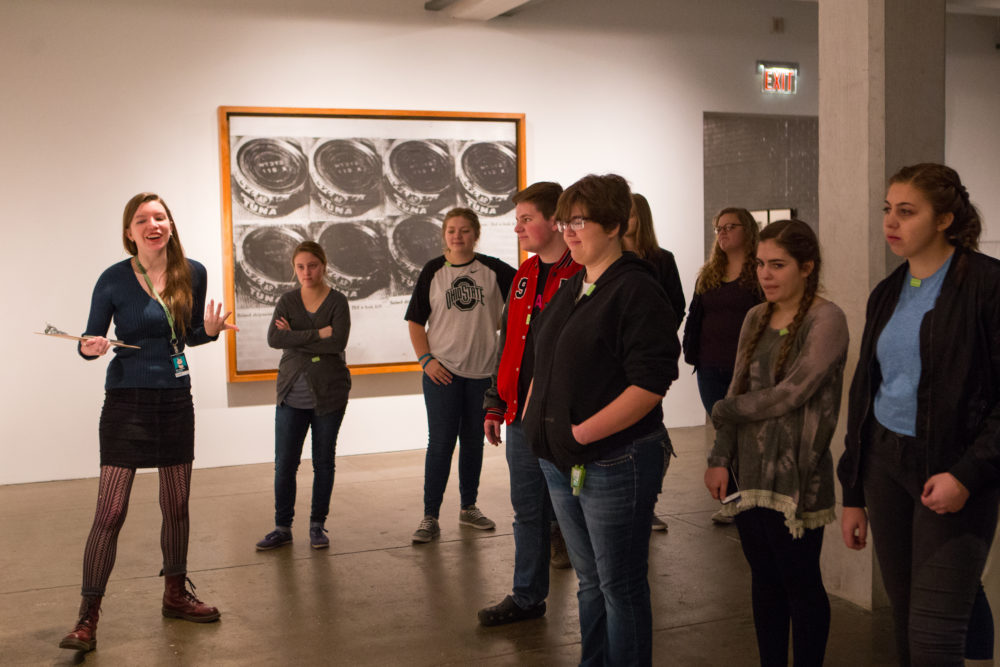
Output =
[
  {"x1": 742, "y1": 218, "x2": 822, "y2": 389},
  {"x1": 950, "y1": 183, "x2": 981, "y2": 251},
  {"x1": 733, "y1": 301, "x2": 775, "y2": 395},
  {"x1": 774, "y1": 272, "x2": 819, "y2": 382}
]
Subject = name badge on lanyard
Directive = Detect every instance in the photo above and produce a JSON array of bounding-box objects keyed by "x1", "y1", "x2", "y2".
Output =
[
  {"x1": 171, "y1": 351, "x2": 190, "y2": 377},
  {"x1": 136, "y1": 259, "x2": 191, "y2": 378}
]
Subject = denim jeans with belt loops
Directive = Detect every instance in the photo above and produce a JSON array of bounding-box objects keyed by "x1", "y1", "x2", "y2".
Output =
[{"x1": 540, "y1": 425, "x2": 670, "y2": 667}]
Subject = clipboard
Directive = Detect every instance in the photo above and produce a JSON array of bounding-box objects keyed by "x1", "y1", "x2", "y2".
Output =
[{"x1": 35, "y1": 324, "x2": 140, "y2": 350}]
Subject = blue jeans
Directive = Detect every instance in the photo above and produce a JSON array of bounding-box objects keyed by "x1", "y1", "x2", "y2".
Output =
[
  {"x1": 506, "y1": 419, "x2": 554, "y2": 608},
  {"x1": 422, "y1": 374, "x2": 489, "y2": 518},
  {"x1": 541, "y1": 426, "x2": 670, "y2": 667},
  {"x1": 697, "y1": 366, "x2": 737, "y2": 488},
  {"x1": 695, "y1": 366, "x2": 733, "y2": 414},
  {"x1": 274, "y1": 403, "x2": 346, "y2": 527}
]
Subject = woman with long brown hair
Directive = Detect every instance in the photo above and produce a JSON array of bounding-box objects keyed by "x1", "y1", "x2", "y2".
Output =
[
  {"x1": 624, "y1": 193, "x2": 686, "y2": 324},
  {"x1": 624, "y1": 192, "x2": 685, "y2": 532},
  {"x1": 705, "y1": 219, "x2": 848, "y2": 667},
  {"x1": 683, "y1": 207, "x2": 762, "y2": 523},
  {"x1": 60, "y1": 193, "x2": 235, "y2": 654}
]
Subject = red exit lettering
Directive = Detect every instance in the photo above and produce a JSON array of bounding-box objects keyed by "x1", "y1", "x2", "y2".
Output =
[{"x1": 762, "y1": 67, "x2": 796, "y2": 94}]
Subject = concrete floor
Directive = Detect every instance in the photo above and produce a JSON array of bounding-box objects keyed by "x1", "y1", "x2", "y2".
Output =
[{"x1": 0, "y1": 426, "x2": 895, "y2": 666}]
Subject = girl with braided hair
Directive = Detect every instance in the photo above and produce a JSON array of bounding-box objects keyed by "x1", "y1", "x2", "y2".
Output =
[
  {"x1": 839, "y1": 163, "x2": 1000, "y2": 666},
  {"x1": 704, "y1": 219, "x2": 849, "y2": 667}
]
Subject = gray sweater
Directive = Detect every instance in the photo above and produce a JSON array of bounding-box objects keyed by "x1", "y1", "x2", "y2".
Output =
[
  {"x1": 709, "y1": 299, "x2": 848, "y2": 537},
  {"x1": 268, "y1": 288, "x2": 351, "y2": 415}
]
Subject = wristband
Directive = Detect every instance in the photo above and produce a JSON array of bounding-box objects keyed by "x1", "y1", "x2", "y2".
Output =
[
  {"x1": 421, "y1": 356, "x2": 434, "y2": 369},
  {"x1": 418, "y1": 353, "x2": 431, "y2": 362}
]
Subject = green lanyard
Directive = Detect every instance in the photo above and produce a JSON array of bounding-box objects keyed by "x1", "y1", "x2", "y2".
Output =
[{"x1": 135, "y1": 259, "x2": 179, "y2": 352}]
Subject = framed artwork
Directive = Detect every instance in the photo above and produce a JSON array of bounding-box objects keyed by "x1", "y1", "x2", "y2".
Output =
[{"x1": 218, "y1": 106, "x2": 525, "y2": 383}]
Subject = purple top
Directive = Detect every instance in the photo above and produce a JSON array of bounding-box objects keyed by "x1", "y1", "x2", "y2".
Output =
[{"x1": 698, "y1": 279, "x2": 761, "y2": 370}]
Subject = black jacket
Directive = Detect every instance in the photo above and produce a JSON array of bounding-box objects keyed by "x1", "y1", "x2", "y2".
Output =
[
  {"x1": 641, "y1": 248, "x2": 686, "y2": 330},
  {"x1": 523, "y1": 253, "x2": 679, "y2": 470},
  {"x1": 838, "y1": 248, "x2": 1000, "y2": 507}
]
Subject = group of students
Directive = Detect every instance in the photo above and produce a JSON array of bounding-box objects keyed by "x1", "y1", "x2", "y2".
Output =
[
  {"x1": 60, "y1": 163, "x2": 1000, "y2": 667},
  {"x1": 698, "y1": 163, "x2": 1000, "y2": 667}
]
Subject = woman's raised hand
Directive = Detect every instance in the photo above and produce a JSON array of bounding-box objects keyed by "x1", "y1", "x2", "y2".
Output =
[{"x1": 205, "y1": 299, "x2": 239, "y2": 337}]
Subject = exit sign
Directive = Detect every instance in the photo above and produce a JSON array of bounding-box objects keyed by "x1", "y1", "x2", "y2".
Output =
[{"x1": 757, "y1": 61, "x2": 798, "y2": 94}]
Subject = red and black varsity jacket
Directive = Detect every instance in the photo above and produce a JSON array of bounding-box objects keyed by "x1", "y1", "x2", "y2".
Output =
[{"x1": 484, "y1": 249, "x2": 581, "y2": 424}]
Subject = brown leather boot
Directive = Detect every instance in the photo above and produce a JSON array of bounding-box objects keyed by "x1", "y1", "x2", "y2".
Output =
[
  {"x1": 59, "y1": 595, "x2": 102, "y2": 652},
  {"x1": 162, "y1": 574, "x2": 220, "y2": 623}
]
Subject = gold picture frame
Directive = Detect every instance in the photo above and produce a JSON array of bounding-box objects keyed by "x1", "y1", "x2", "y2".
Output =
[{"x1": 218, "y1": 106, "x2": 525, "y2": 383}]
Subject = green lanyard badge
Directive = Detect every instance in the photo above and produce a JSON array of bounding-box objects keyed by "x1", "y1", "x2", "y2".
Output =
[
  {"x1": 570, "y1": 464, "x2": 586, "y2": 496},
  {"x1": 136, "y1": 259, "x2": 189, "y2": 377}
]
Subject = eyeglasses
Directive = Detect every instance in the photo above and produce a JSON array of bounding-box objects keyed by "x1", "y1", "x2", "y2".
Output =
[
  {"x1": 714, "y1": 223, "x2": 743, "y2": 234},
  {"x1": 556, "y1": 216, "x2": 593, "y2": 232}
]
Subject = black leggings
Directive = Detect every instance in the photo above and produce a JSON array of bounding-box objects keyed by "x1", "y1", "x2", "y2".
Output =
[
  {"x1": 735, "y1": 507, "x2": 830, "y2": 667},
  {"x1": 864, "y1": 422, "x2": 999, "y2": 667},
  {"x1": 81, "y1": 463, "x2": 192, "y2": 596},
  {"x1": 967, "y1": 584, "x2": 994, "y2": 661}
]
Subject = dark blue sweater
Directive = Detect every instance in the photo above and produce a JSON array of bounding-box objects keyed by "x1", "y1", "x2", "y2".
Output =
[{"x1": 81, "y1": 259, "x2": 217, "y2": 389}]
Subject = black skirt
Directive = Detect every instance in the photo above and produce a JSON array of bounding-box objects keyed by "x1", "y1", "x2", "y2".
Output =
[{"x1": 99, "y1": 388, "x2": 194, "y2": 468}]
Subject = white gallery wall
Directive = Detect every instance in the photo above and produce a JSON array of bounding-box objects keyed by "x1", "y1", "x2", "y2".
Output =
[{"x1": 1, "y1": 0, "x2": 996, "y2": 485}]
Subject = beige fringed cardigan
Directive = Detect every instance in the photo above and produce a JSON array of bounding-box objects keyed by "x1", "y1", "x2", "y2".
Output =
[{"x1": 709, "y1": 299, "x2": 849, "y2": 538}]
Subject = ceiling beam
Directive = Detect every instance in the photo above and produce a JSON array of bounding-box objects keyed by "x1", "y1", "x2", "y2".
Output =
[{"x1": 424, "y1": 0, "x2": 536, "y2": 20}]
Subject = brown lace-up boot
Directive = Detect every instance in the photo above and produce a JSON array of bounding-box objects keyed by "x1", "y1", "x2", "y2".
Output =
[
  {"x1": 162, "y1": 574, "x2": 220, "y2": 622},
  {"x1": 59, "y1": 595, "x2": 102, "y2": 652}
]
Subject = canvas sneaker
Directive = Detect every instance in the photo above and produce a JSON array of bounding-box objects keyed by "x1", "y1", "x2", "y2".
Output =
[
  {"x1": 459, "y1": 505, "x2": 496, "y2": 530},
  {"x1": 412, "y1": 516, "x2": 440, "y2": 543},
  {"x1": 255, "y1": 529, "x2": 292, "y2": 551},
  {"x1": 310, "y1": 526, "x2": 329, "y2": 549}
]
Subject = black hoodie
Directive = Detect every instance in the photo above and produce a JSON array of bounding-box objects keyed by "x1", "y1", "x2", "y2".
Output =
[{"x1": 523, "y1": 253, "x2": 680, "y2": 470}]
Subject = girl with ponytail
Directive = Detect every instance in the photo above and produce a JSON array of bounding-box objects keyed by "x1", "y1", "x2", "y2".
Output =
[
  {"x1": 704, "y1": 219, "x2": 849, "y2": 667},
  {"x1": 839, "y1": 164, "x2": 1000, "y2": 665}
]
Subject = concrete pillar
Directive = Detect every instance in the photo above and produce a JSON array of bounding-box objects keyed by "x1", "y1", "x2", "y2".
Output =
[{"x1": 817, "y1": 0, "x2": 945, "y2": 611}]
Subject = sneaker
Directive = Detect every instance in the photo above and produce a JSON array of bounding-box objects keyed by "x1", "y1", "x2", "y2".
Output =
[
  {"x1": 711, "y1": 509, "x2": 734, "y2": 525},
  {"x1": 651, "y1": 515, "x2": 669, "y2": 532},
  {"x1": 478, "y1": 595, "x2": 546, "y2": 627},
  {"x1": 255, "y1": 529, "x2": 292, "y2": 551},
  {"x1": 309, "y1": 526, "x2": 329, "y2": 549},
  {"x1": 459, "y1": 505, "x2": 496, "y2": 530},
  {"x1": 412, "y1": 516, "x2": 440, "y2": 543},
  {"x1": 550, "y1": 523, "x2": 572, "y2": 569}
]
